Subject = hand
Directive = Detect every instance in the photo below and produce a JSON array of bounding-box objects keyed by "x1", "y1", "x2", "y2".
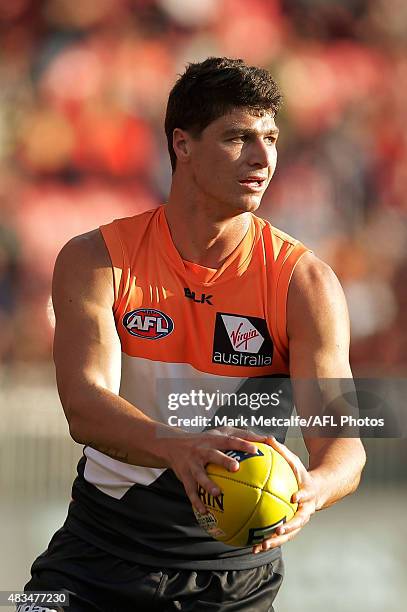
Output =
[
  {"x1": 163, "y1": 427, "x2": 267, "y2": 514},
  {"x1": 252, "y1": 436, "x2": 318, "y2": 554}
]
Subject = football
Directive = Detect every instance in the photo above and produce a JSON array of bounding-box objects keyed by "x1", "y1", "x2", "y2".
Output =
[{"x1": 194, "y1": 442, "x2": 298, "y2": 547}]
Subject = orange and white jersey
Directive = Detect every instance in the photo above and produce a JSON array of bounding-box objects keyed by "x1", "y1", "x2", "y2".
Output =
[
  {"x1": 105, "y1": 204, "x2": 306, "y2": 366},
  {"x1": 66, "y1": 205, "x2": 310, "y2": 570}
]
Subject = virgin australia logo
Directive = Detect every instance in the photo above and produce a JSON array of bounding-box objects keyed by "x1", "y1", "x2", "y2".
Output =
[{"x1": 212, "y1": 313, "x2": 273, "y2": 367}]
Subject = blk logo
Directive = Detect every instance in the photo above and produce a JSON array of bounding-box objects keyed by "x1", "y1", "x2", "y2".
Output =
[
  {"x1": 184, "y1": 287, "x2": 213, "y2": 305},
  {"x1": 123, "y1": 308, "x2": 174, "y2": 340}
]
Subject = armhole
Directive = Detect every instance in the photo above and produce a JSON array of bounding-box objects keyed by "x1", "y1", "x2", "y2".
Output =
[
  {"x1": 99, "y1": 221, "x2": 129, "y2": 314},
  {"x1": 275, "y1": 243, "x2": 310, "y2": 357}
]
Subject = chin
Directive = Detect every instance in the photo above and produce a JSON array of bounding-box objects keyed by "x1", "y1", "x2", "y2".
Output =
[
  {"x1": 215, "y1": 195, "x2": 263, "y2": 218},
  {"x1": 235, "y1": 196, "x2": 263, "y2": 213}
]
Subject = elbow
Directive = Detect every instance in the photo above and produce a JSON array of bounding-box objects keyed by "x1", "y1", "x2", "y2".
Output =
[
  {"x1": 357, "y1": 439, "x2": 367, "y2": 478},
  {"x1": 58, "y1": 378, "x2": 106, "y2": 445},
  {"x1": 350, "y1": 440, "x2": 367, "y2": 495},
  {"x1": 61, "y1": 391, "x2": 90, "y2": 445},
  {"x1": 68, "y1": 416, "x2": 87, "y2": 445},
  {"x1": 349, "y1": 472, "x2": 362, "y2": 497}
]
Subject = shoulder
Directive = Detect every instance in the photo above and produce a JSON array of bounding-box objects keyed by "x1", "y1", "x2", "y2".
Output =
[
  {"x1": 287, "y1": 252, "x2": 349, "y2": 340},
  {"x1": 53, "y1": 229, "x2": 113, "y2": 307},
  {"x1": 290, "y1": 251, "x2": 344, "y2": 298},
  {"x1": 56, "y1": 229, "x2": 110, "y2": 269}
]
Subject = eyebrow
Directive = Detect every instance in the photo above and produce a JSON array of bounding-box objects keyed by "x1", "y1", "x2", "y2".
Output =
[{"x1": 222, "y1": 127, "x2": 280, "y2": 138}]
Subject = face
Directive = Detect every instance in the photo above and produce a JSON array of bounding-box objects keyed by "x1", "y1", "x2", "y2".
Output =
[{"x1": 174, "y1": 107, "x2": 279, "y2": 215}]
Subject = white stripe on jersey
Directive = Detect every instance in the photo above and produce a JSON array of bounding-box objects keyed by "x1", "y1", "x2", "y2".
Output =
[
  {"x1": 120, "y1": 353, "x2": 243, "y2": 421},
  {"x1": 84, "y1": 448, "x2": 166, "y2": 498}
]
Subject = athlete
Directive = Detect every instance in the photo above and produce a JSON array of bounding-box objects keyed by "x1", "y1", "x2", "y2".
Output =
[{"x1": 24, "y1": 58, "x2": 366, "y2": 611}]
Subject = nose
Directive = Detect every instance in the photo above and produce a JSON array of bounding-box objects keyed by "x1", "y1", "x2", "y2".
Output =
[{"x1": 247, "y1": 138, "x2": 275, "y2": 168}]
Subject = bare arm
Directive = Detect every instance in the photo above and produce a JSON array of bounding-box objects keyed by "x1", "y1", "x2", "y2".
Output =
[
  {"x1": 254, "y1": 253, "x2": 366, "y2": 554},
  {"x1": 287, "y1": 252, "x2": 366, "y2": 511},
  {"x1": 53, "y1": 230, "x2": 264, "y2": 512},
  {"x1": 53, "y1": 230, "x2": 163, "y2": 465}
]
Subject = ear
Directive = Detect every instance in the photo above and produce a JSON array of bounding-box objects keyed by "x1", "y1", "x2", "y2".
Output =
[{"x1": 172, "y1": 128, "x2": 192, "y2": 164}]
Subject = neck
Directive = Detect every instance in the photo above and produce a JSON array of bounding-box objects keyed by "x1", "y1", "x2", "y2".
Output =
[{"x1": 166, "y1": 175, "x2": 252, "y2": 268}]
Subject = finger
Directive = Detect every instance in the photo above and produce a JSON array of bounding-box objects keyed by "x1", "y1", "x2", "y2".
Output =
[
  {"x1": 265, "y1": 436, "x2": 305, "y2": 483},
  {"x1": 191, "y1": 465, "x2": 222, "y2": 498},
  {"x1": 253, "y1": 527, "x2": 302, "y2": 553},
  {"x1": 209, "y1": 434, "x2": 260, "y2": 455},
  {"x1": 226, "y1": 428, "x2": 267, "y2": 442},
  {"x1": 276, "y1": 509, "x2": 311, "y2": 535},
  {"x1": 204, "y1": 448, "x2": 240, "y2": 472},
  {"x1": 183, "y1": 475, "x2": 208, "y2": 514},
  {"x1": 265, "y1": 436, "x2": 301, "y2": 465},
  {"x1": 292, "y1": 487, "x2": 315, "y2": 504},
  {"x1": 182, "y1": 468, "x2": 214, "y2": 514}
]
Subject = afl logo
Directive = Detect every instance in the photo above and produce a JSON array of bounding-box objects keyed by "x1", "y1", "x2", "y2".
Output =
[{"x1": 123, "y1": 308, "x2": 174, "y2": 340}]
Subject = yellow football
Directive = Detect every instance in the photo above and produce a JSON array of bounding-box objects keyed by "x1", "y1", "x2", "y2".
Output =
[{"x1": 194, "y1": 442, "x2": 298, "y2": 547}]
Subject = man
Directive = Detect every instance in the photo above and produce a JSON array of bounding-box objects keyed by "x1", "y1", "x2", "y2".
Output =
[{"x1": 25, "y1": 57, "x2": 366, "y2": 611}]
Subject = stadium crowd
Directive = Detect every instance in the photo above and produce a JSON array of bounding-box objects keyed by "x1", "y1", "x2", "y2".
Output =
[{"x1": 0, "y1": 0, "x2": 406, "y2": 374}]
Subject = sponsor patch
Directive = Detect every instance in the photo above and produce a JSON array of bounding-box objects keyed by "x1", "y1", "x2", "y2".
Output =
[
  {"x1": 194, "y1": 510, "x2": 226, "y2": 538},
  {"x1": 212, "y1": 313, "x2": 273, "y2": 367},
  {"x1": 123, "y1": 308, "x2": 174, "y2": 340}
]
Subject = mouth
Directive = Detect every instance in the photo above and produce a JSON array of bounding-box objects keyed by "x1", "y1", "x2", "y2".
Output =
[{"x1": 238, "y1": 177, "x2": 267, "y2": 191}]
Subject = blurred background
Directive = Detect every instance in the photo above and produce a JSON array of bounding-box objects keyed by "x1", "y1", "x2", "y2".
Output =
[{"x1": 0, "y1": 1, "x2": 406, "y2": 611}]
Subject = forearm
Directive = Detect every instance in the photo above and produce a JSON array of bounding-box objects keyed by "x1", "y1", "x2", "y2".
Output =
[
  {"x1": 307, "y1": 438, "x2": 366, "y2": 510},
  {"x1": 62, "y1": 383, "x2": 179, "y2": 468}
]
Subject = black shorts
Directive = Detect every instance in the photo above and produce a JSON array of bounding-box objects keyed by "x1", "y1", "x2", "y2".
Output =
[{"x1": 25, "y1": 528, "x2": 284, "y2": 612}]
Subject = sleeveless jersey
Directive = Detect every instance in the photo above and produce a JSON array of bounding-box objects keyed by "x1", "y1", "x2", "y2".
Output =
[{"x1": 65, "y1": 205, "x2": 309, "y2": 570}]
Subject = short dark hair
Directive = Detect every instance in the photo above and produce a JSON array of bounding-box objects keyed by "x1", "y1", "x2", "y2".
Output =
[{"x1": 165, "y1": 57, "x2": 283, "y2": 172}]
